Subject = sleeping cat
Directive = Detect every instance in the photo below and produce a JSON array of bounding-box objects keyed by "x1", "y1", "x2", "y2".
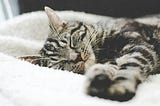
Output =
[{"x1": 21, "y1": 7, "x2": 160, "y2": 101}]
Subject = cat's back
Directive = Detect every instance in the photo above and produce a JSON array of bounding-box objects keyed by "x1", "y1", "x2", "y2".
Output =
[{"x1": 96, "y1": 18, "x2": 160, "y2": 38}]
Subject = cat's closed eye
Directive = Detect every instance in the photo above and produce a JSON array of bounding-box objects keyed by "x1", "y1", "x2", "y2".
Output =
[
  {"x1": 59, "y1": 40, "x2": 68, "y2": 47},
  {"x1": 44, "y1": 43, "x2": 55, "y2": 51},
  {"x1": 61, "y1": 40, "x2": 68, "y2": 44}
]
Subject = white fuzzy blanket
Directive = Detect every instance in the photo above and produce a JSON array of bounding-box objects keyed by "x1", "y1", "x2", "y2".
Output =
[{"x1": 0, "y1": 11, "x2": 160, "y2": 106}]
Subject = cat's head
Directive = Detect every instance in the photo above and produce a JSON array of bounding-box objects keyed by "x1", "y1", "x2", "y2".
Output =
[{"x1": 40, "y1": 7, "x2": 96, "y2": 74}]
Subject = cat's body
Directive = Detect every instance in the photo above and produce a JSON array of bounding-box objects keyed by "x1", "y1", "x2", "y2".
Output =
[{"x1": 21, "y1": 7, "x2": 160, "y2": 101}]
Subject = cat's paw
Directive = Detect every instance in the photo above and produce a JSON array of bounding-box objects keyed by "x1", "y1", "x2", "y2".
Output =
[
  {"x1": 19, "y1": 56, "x2": 50, "y2": 67},
  {"x1": 85, "y1": 64, "x2": 118, "y2": 99},
  {"x1": 106, "y1": 76, "x2": 136, "y2": 101},
  {"x1": 106, "y1": 70, "x2": 142, "y2": 101},
  {"x1": 19, "y1": 56, "x2": 42, "y2": 64},
  {"x1": 85, "y1": 64, "x2": 141, "y2": 101}
]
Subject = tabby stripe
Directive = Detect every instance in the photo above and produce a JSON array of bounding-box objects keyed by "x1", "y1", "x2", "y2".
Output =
[
  {"x1": 46, "y1": 38, "x2": 62, "y2": 47},
  {"x1": 80, "y1": 25, "x2": 87, "y2": 41},
  {"x1": 116, "y1": 52, "x2": 144, "y2": 67},
  {"x1": 70, "y1": 22, "x2": 83, "y2": 35},
  {"x1": 40, "y1": 48, "x2": 59, "y2": 57},
  {"x1": 44, "y1": 44, "x2": 54, "y2": 51},
  {"x1": 47, "y1": 53, "x2": 59, "y2": 57},
  {"x1": 128, "y1": 46, "x2": 155, "y2": 65},
  {"x1": 44, "y1": 46, "x2": 57, "y2": 53},
  {"x1": 50, "y1": 57, "x2": 58, "y2": 61},
  {"x1": 40, "y1": 48, "x2": 47, "y2": 56},
  {"x1": 133, "y1": 56, "x2": 148, "y2": 65},
  {"x1": 120, "y1": 62, "x2": 143, "y2": 70}
]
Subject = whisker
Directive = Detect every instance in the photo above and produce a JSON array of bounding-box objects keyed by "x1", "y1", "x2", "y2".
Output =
[
  {"x1": 90, "y1": 38, "x2": 102, "y2": 50},
  {"x1": 83, "y1": 30, "x2": 95, "y2": 51},
  {"x1": 92, "y1": 48, "x2": 106, "y2": 51},
  {"x1": 84, "y1": 30, "x2": 98, "y2": 54}
]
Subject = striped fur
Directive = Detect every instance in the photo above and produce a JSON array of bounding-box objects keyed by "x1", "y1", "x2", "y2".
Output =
[
  {"x1": 21, "y1": 7, "x2": 160, "y2": 101},
  {"x1": 85, "y1": 20, "x2": 160, "y2": 101},
  {"x1": 38, "y1": 18, "x2": 160, "y2": 101}
]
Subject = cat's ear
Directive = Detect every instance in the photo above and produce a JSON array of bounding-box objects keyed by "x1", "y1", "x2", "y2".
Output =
[{"x1": 45, "y1": 6, "x2": 66, "y2": 30}]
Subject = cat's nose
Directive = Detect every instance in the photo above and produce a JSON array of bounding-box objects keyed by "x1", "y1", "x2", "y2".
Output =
[
  {"x1": 70, "y1": 51, "x2": 84, "y2": 62},
  {"x1": 69, "y1": 52, "x2": 89, "y2": 62}
]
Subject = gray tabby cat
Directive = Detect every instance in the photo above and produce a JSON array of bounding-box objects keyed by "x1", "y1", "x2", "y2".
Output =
[{"x1": 21, "y1": 7, "x2": 160, "y2": 101}]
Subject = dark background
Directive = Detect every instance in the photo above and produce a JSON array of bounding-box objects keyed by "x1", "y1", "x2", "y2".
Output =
[{"x1": 19, "y1": 0, "x2": 160, "y2": 18}]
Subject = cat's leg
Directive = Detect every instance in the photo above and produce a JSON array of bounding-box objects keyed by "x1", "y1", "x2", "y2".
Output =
[
  {"x1": 19, "y1": 56, "x2": 51, "y2": 67},
  {"x1": 85, "y1": 63, "x2": 120, "y2": 99},
  {"x1": 86, "y1": 42, "x2": 159, "y2": 101},
  {"x1": 106, "y1": 43, "x2": 158, "y2": 101}
]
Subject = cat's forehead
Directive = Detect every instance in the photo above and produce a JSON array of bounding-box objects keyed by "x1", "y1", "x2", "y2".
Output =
[{"x1": 57, "y1": 21, "x2": 90, "y2": 39}]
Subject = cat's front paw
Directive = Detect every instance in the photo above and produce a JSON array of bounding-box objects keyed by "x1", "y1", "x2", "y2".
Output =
[
  {"x1": 85, "y1": 64, "x2": 118, "y2": 99},
  {"x1": 19, "y1": 56, "x2": 42, "y2": 64},
  {"x1": 85, "y1": 64, "x2": 141, "y2": 101},
  {"x1": 106, "y1": 76, "x2": 136, "y2": 101},
  {"x1": 19, "y1": 56, "x2": 50, "y2": 67},
  {"x1": 106, "y1": 70, "x2": 142, "y2": 101}
]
